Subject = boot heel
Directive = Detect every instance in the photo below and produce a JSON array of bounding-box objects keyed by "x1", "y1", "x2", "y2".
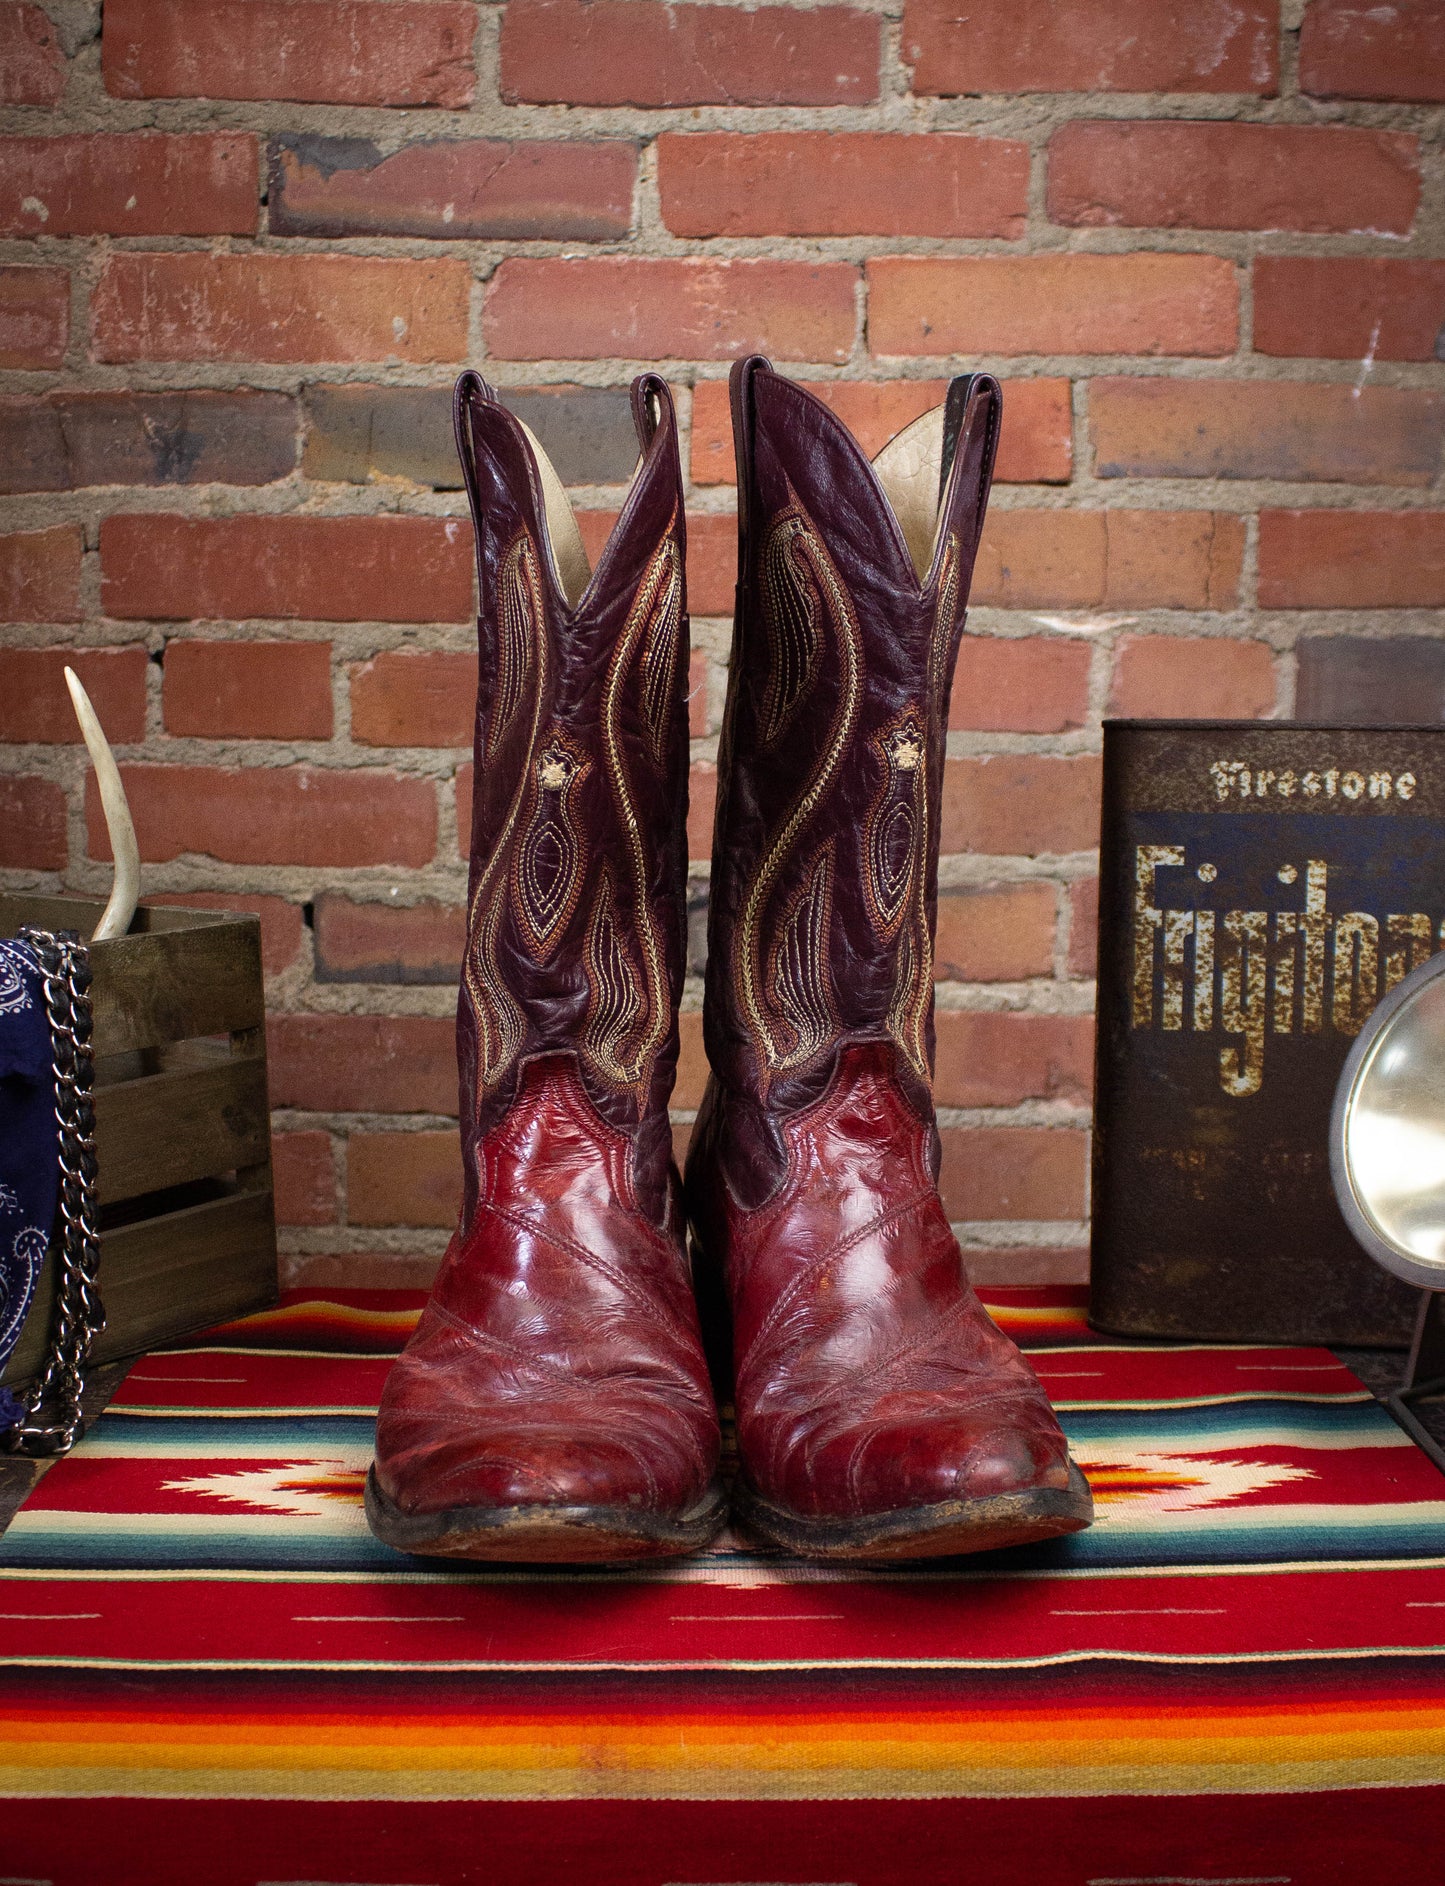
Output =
[{"x1": 689, "y1": 1233, "x2": 734, "y2": 1402}]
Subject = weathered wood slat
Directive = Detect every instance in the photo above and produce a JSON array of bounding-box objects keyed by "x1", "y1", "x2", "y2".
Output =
[
  {"x1": 2, "y1": 1188, "x2": 278, "y2": 1383},
  {"x1": 0, "y1": 893, "x2": 101, "y2": 936},
  {"x1": 94, "y1": 1055, "x2": 272, "y2": 1204},
  {"x1": 0, "y1": 895, "x2": 214, "y2": 939},
  {"x1": 0, "y1": 898, "x2": 265, "y2": 1055},
  {"x1": 90, "y1": 923, "x2": 265, "y2": 1056}
]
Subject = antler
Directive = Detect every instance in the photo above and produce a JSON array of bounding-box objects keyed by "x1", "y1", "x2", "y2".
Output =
[{"x1": 64, "y1": 666, "x2": 140, "y2": 942}]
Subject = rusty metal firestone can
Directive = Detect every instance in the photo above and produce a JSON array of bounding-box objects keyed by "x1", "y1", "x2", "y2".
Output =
[{"x1": 1089, "y1": 720, "x2": 1434, "y2": 1347}]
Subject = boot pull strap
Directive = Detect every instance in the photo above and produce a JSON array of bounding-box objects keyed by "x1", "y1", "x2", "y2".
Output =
[
  {"x1": 452, "y1": 369, "x2": 497, "y2": 611},
  {"x1": 939, "y1": 375, "x2": 972, "y2": 510},
  {"x1": 728, "y1": 355, "x2": 771, "y2": 565},
  {"x1": 940, "y1": 374, "x2": 1002, "y2": 574},
  {"x1": 452, "y1": 368, "x2": 497, "y2": 528},
  {"x1": 631, "y1": 372, "x2": 671, "y2": 451}
]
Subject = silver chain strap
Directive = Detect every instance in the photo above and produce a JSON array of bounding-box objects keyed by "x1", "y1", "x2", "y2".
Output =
[{"x1": 1, "y1": 927, "x2": 106, "y2": 1457}]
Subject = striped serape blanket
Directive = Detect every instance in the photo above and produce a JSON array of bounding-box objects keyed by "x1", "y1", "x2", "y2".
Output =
[{"x1": 1, "y1": 1285, "x2": 1442, "y2": 1883}]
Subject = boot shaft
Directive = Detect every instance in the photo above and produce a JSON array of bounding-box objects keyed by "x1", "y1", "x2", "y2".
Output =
[
  {"x1": 452, "y1": 371, "x2": 692, "y2": 1226},
  {"x1": 703, "y1": 357, "x2": 1002, "y2": 1126}
]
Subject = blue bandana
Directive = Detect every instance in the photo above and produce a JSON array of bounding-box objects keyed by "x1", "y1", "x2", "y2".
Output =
[{"x1": 0, "y1": 939, "x2": 60, "y2": 1431}]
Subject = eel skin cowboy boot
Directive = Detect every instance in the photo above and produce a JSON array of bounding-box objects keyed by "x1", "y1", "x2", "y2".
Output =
[
  {"x1": 686, "y1": 357, "x2": 1094, "y2": 1561},
  {"x1": 367, "y1": 371, "x2": 725, "y2": 1562}
]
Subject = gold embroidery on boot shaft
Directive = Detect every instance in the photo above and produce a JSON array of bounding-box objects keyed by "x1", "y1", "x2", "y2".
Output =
[
  {"x1": 470, "y1": 889, "x2": 524, "y2": 1095},
  {"x1": 927, "y1": 534, "x2": 962, "y2": 709},
  {"x1": 863, "y1": 712, "x2": 926, "y2": 942},
  {"x1": 582, "y1": 868, "x2": 646, "y2": 1090},
  {"x1": 887, "y1": 532, "x2": 965, "y2": 1083},
  {"x1": 467, "y1": 518, "x2": 684, "y2": 1106},
  {"x1": 512, "y1": 731, "x2": 591, "y2": 963},
  {"x1": 888, "y1": 908, "x2": 932, "y2": 1082},
  {"x1": 581, "y1": 522, "x2": 682, "y2": 1098},
  {"x1": 465, "y1": 525, "x2": 548, "y2": 1100},
  {"x1": 759, "y1": 509, "x2": 824, "y2": 746},
  {"x1": 486, "y1": 532, "x2": 545, "y2": 761},
  {"x1": 736, "y1": 494, "x2": 862, "y2": 1086},
  {"x1": 766, "y1": 842, "x2": 838, "y2": 1071},
  {"x1": 638, "y1": 539, "x2": 684, "y2": 767}
]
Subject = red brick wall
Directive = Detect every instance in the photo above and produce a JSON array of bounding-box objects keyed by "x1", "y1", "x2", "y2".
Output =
[{"x1": 1, "y1": 0, "x2": 1442, "y2": 1291}]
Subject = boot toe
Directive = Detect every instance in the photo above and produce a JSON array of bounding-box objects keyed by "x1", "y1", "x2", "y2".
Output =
[
  {"x1": 952, "y1": 1423, "x2": 1073, "y2": 1501},
  {"x1": 377, "y1": 1419, "x2": 666, "y2": 1518},
  {"x1": 782, "y1": 1406, "x2": 1072, "y2": 1519}
]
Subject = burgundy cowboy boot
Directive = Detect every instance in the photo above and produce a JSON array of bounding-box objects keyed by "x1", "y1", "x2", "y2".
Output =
[
  {"x1": 686, "y1": 358, "x2": 1093, "y2": 1561},
  {"x1": 367, "y1": 371, "x2": 724, "y2": 1562}
]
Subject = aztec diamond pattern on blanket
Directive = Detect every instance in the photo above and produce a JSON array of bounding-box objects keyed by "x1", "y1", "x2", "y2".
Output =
[{"x1": 1, "y1": 1286, "x2": 1442, "y2": 1885}]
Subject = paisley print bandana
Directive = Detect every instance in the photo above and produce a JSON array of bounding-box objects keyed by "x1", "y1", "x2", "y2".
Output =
[{"x1": 0, "y1": 939, "x2": 59, "y2": 1430}]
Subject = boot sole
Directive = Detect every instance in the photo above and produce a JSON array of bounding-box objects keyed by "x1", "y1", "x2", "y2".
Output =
[
  {"x1": 733, "y1": 1460, "x2": 1094, "y2": 1563},
  {"x1": 364, "y1": 1467, "x2": 730, "y2": 1564}
]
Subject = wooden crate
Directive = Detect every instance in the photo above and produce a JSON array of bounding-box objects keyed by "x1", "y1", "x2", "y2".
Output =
[{"x1": 0, "y1": 896, "x2": 278, "y2": 1385}]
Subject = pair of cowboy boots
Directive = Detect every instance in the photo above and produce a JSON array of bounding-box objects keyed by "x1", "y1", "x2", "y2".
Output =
[{"x1": 365, "y1": 358, "x2": 1093, "y2": 1564}]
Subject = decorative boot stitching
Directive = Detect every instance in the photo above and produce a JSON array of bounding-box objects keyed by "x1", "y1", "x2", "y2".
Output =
[
  {"x1": 475, "y1": 1196, "x2": 705, "y2": 1364},
  {"x1": 581, "y1": 523, "x2": 681, "y2": 1099},
  {"x1": 808, "y1": 1286, "x2": 974, "y2": 1413},
  {"x1": 465, "y1": 526, "x2": 548, "y2": 1100},
  {"x1": 736, "y1": 493, "x2": 863, "y2": 1088},
  {"x1": 887, "y1": 918, "x2": 932, "y2": 1083},
  {"x1": 881, "y1": 531, "x2": 965, "y2": 1081},
  {"x1": 764, "y1": 841, "x2": 838, "y2": 1072},
  {"x1": 582, "y1": 867, "x2": 647, "y2": 1090},
  {"x1": 638, "y1": 537, "x2": 684, "y2": 767},
  {"x1": 511, "y1": 730, "x2": 591, "y2": 963},
  {"x1": 929, "y1": 533, "x2": 962, "y2": 682},
  {"x1": 428, "y1": 1298, "x2": 673, "y2": 1504},
  {"x1": 485, "y1": 530, "x2": 545, "y2": 762},
  {"x1": 734, "y1": 1184, "x2": 936, "y2": 1390},
  {"x1": 862, "y1": 711, "x2": 926, "y2": 942},
  {"x1": 758, "y1": 508, "x2": 824, "y2": 746},
  {"x1": 469, "y1": 889, "x2": 525, "y2": 1100}
]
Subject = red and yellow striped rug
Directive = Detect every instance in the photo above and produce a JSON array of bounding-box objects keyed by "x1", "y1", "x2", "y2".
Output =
[{"x1": 2, "y1": 1286, "x2": 1442, "y2": 1882}]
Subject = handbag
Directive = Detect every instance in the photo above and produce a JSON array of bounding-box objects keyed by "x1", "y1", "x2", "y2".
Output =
[{"x1": 0, "y1": 926, "x2": 103, "y2": 1456}]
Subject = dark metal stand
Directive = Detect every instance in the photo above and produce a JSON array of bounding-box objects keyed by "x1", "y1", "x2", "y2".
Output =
[{"x1": 1385, "y1": 1290, "x2": 1445, "y2": 1474}]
